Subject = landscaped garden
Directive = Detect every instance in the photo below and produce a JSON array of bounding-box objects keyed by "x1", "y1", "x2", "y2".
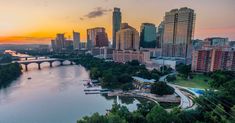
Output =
[{"x1": 172, "y1": 74, "x2": 211, "y2": 89}]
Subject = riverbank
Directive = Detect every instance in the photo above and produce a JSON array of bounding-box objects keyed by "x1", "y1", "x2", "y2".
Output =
[
  {"x1": 107, "y1": 90, "x2": 180, "y2": 104},
  {"x1": 0, "y1": 63, "x2": 22, "y2": 88}
]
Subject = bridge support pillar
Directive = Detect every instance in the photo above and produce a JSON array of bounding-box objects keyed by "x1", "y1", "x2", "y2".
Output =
[
  {"x1": 70, "y1": 61, "x2": 73, "y2": 65},
  {"x1": 36, "y1": 57, "x2": 38, "y2": 60},
  {"x1": 60, "y1": 61, "x2": 64, "y2": 66},
  {"x1": 38, "y1": 63, "x2": 41, "y2": 70},
  {"x1": 25, "y1": 64, "x2": 28, "y2": 71},
  {"x1": 49, "y1": 62, "x2": 53, "y2": 67}
]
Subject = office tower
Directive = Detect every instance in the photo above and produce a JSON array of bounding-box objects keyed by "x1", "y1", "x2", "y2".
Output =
[
  {"x1": 55, "y1": 33, "x2": 65, "y2": 51},
  {"x1": 73, "y1": 31, "x2": 80, "y2": 50},
  {"x1": 156, "y1": 21, "x2": 164, "y2": 48},
  {"x1": 140, "y1": 23, "x2": 157, "y2": 48},
  {"x1": 112, "y1": 7, "x2": 122, "y2": 49},
  {"x1": 116, "y1": 23, "x2": 140, "y2": 50},
  {"x1": 95, "y1": 32, "x2": 109, "y2": 47},
  {"x1": 162, "y1": 7, "x2": 196, "y2": 59},
  {"x1": 65, "y1": 39, "x2": 73, "y2": 50},
  {"x1": 87, "y1": 27, "x2": 105, "y2": 49}
]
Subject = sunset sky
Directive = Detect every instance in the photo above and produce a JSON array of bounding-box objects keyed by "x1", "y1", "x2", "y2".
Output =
[{"x1": 0, "y1": 0, "x2": 235, "y2": 44}]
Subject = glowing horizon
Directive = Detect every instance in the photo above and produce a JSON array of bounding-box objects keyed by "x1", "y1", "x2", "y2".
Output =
[{"x1": 0, "y1": 0, "x2": 235, "y2": 44}]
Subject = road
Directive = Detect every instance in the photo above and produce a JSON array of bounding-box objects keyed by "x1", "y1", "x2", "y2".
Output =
[{"x1": 159, "y1": 72, "x2": 194, "y2": 109}]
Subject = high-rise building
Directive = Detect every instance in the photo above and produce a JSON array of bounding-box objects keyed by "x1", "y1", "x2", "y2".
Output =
[
  {"x1": 116, "y1": 23, "x2": 140, "y2": 50},
  {"x1": 192, "y1": 48, "x2": 235, "y2": 72},
  {"x1": 55, "y1": 33, "x2": 65, "y2": 51},
  {"x1": 95, "y1": 32, "x2": 109, "y2": 47},
  {"x1": 51, "y1": 40, "x2": 56, "y2": 51},
  {"x1": 112, "y1": 7, "x2": 122, "y2": 49},
  {"x1": 156, "y1": 21, "x2": 164, "y2": 48},
  {"x1": 162, "y1": 7, "x2": 196, "y2": 59},
  {"x1": 65, "y1": 39, "x2": 73, "y2": 51},
  {"x1": 140, "y1": 23, "x2": 157, "y2": 48},
  {"x1": 73, "y1": 31, "x2": 80, "y2": 50},
  {"x1": 87, "y1": 27, "x2": 105, "y2": 50}
]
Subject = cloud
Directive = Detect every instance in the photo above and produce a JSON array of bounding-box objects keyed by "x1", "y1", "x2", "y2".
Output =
[
  {"x1": 0, "y1": 36, "x2": 51, "y2": 44},
  {"x1": 82, "y1": 7, "x2": 112, "y2": 20}
]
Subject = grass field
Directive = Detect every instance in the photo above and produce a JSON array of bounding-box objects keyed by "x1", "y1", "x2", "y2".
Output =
[{"x1": 172, "y1": 74, "x2": 212, "y2": 89}]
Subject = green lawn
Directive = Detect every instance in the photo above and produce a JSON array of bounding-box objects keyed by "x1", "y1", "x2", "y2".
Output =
[{"x1": 172, "y1": 74, "x2": 212, "y2": 89}]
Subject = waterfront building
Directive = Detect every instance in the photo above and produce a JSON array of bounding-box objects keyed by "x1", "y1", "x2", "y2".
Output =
[
  {"x1": 116, "y1": 23, "x2": 140, "y2": 50},
  {"x1": 73, "y1": 31, "x2": 80, "y2": 50},
  {"x1": 140, "y1": 23, "x2": 157, "y2": 48},
  {"x1": 113, "y1": 50, "x2": 150, "y2": 64},
  {"x1": 95, "y1": 32, "x2": 109, "y2": 47},
  {"x1": 192, "y1": 48, "x2": 235, "y2": 72},
  {"x1": 162, "y1": 7, "x2": 196, "y2": 60},
  {"x1": 87, "y1": 27, "x2": 106, "y2": 50},
  {"x1": 112, "y1": 7, "x2": 122, "y2": 49}
]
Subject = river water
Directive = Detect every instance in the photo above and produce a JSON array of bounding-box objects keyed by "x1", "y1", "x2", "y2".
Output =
[{"x1": 0, "y1": 62, "x2": 142, "y2": 123}]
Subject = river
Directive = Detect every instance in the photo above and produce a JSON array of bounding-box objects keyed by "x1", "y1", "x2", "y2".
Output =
[{"x1": 0, "y1": 62, "x2": 143, "y2": 123}]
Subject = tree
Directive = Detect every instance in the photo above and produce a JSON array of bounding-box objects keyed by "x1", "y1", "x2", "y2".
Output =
[
  {"x1": 127, "y1": 60, "x2": 140, "y2": 66},
  {"x1": 151, "y1": 82, "x2": 175, "y2": 96},
  {"x1": 128, "y1": 112, "x2": 145, "y2": 123},
  {"x1": 166, "y1": 75, "x2": 176, "y2": 82},
  {"x1": 160, "y1": 66, "x2": 173, "y2": 75},
  {"x1": 209, "y1": 70, "x2": 234, "y2": 88},
  {"x1": 176, "y1": 63, "x2": 191, "y2": 79},
  {"x1": 77, "y1": 112, "x2": 108, "y2": 123},
  {"x1": 118, "y1": 74, "x2": 133, "y2": 84},
  {"x1": 146, "y1": 105, "x2": 169, "y2": 123}
]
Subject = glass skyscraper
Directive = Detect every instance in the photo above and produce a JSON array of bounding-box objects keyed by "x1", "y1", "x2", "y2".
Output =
[
  {"x1": 162, "y1": 7, "x2": 196, "y2": 59},
  {"x1": 112, "y1": 7, "x2": 122, "y2": 49},
  {"x1": 140, "y1": 23, "x2": 157, "y2": 48}
]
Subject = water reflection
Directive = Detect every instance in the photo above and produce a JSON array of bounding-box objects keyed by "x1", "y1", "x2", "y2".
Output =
[{"x1": 0, "y1": 64, "x2": 141, "y2": 123}]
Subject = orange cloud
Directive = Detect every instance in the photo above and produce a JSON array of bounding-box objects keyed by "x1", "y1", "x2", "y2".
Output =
[{"x1": 0, "y1": 36, "x2": 51, "y2": 44}]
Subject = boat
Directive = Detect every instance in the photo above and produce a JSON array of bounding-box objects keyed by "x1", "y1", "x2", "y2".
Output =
[{"x1": 27, "y1": 77, "x2": 32, "y2": 80}]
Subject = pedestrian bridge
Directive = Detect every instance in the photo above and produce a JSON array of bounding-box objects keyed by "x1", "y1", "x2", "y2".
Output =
[{"x1": 16, "y1": 58, "x2": 79, "y2": 71}]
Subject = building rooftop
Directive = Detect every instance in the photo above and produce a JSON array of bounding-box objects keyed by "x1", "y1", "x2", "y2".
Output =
[{"x1": 132, "y1": 76, "x2": 156, "y2": 83}]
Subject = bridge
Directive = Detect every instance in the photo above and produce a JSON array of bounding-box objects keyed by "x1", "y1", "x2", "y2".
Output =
[
  {"x1": 16, "y1": 58, "x2": 79, "y2": 71},
  {"x1": 13, "y1": 56, "x2": 49, "y2": 61}
]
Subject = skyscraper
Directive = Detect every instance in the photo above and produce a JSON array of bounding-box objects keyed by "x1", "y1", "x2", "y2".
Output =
[
  {"x1": 162, "y1": 7, "x2": 196, "y2": 59},
  {"x1": 55, "y1": 33, "x2": 65, "y2": 51},
  {"x1": 156, "y1": 21, "x2": 164, "y2": 48},
  {"x1": 87, "y1": 27, "x2": 105, "y2": 49},
  {"x1": 116, "y1": 23, "x2": 140, "y2": 50},
  {"x1": 140, "y1": 23, "x2": 157, "y2": 48},
  {"x1": 112, "y1": 7, "x2": 122, "y2": 49},
  {"x1": 95, "y1": 32, "x2": 109, "y2": 47},
  {"x1": 73, "y1": 31, "x2": 80, "y2": 50}
]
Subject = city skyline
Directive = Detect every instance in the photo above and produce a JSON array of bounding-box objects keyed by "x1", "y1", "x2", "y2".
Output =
[{"x1": 0, "y1": 0, "x2": 235, "y2": 44}]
